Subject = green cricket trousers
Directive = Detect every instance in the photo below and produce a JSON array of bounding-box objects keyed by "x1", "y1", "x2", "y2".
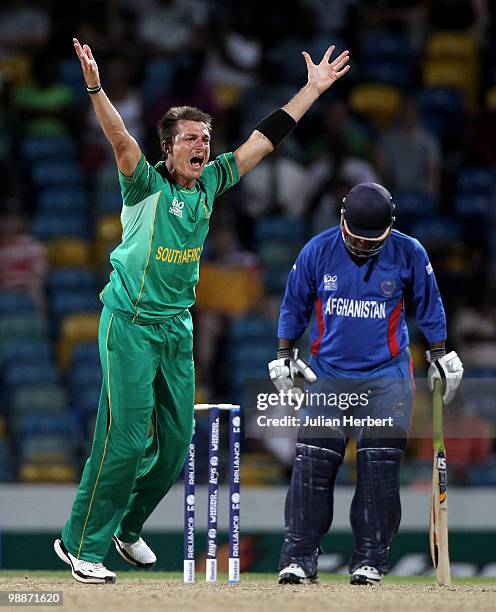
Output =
[{"x1": 62, "y1": 306, "x2": 194, "y2": 562}]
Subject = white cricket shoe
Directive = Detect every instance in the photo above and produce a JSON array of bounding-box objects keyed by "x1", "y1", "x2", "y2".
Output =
[
  {"x1": 112, "y1": 535, "x2": 157, "y2": 569},
  {"x1": 278, "y1": 563, "x2": 319, "y2": 585},
  {"x1": 53, "y1": 539, "x2": 116, "y2": 584},
  {"x1": 350, "y1": 565, "x2": 383, "y2": 585}
]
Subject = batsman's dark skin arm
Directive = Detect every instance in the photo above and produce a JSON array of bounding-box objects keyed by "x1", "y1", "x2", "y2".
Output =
[
  {"x1": 278, "y1": 339, "x2": 295, "y2": 351},
  {"x1": 430, "y1": 341, "x2": 445, "y2": 351}
]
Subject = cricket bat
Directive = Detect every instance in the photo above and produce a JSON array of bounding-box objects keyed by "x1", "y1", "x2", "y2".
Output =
[{"x1": 429, "y1": 378, "x2": 452, "y2": 586}]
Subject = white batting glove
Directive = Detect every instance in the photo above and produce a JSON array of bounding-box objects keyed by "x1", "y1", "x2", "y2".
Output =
[
  {"x1": 291, "y1": 351, "x2": 318, "y2": 384},
  {"x1": 268, "y1": 348, "x2": 317, "y2": 395},
  {"x1": 426, "y1": 349, "x2": 464, "y2": 404}
]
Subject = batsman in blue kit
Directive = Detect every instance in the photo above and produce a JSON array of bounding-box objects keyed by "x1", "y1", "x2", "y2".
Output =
[{"x1": 268, "y1": 182, "x2": 464, "y2": 585}]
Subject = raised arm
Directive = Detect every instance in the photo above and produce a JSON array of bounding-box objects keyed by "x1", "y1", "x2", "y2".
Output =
[
  {"x1": 73, "y1": 38, "x2": 141, "y2": 176},
  {"x1": 234, "y1": 45, "x2": 350, "y2": 177}
]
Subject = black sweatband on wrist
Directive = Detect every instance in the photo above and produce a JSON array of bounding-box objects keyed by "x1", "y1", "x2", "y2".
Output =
[
  {"x1": 428, "y1": 348, "x2": 446, "y2": 362},
  {"x1": 254, "y1": 108, "x2": 297, "y2": 148},
  {"x1": 87, "y1": 84, "x2": 102, "y2": 94},
  {"x1": 277, "y1": 347, "x2": 292, "y2": 360}
]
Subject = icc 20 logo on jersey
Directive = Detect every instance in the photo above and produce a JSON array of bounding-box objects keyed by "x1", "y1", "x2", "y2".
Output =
[
  {"x1": 169, "y1": 197, "x2": 185, "y2": 219},
  {"x1": 323, "y1": 274, "x2": 338, "y2": 291}
]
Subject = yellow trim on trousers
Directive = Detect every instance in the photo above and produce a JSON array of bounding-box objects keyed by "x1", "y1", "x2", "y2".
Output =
[{"x1": 77, "y1": 313, "x2": 114, "y2": 558}]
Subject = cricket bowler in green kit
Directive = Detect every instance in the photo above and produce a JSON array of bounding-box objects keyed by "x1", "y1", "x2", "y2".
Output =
[{"x1": 53, "y1": 37, "x2": 351, "y2": 584}]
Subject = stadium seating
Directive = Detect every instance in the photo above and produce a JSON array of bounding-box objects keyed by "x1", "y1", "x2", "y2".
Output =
[
  {"x1": 254, "y1": 217, "x2": 304, "y2": 294},
  {"x1": 254, "y1": 216, "x2": 305, "y2": 245},
  {"x1": 17, "y1": 414, "x2": 78, "y2": 456},
  {"x1": 267, "y1": 39, "x2": 312, "y2": 86},
  {"x1": 361, "y1": 33, "x2": 414, "y2": 62},
  {"x1": 0, "y1": 315, "x2": 49, "y2": 357},
  {"x1": 393, "y1": 192, "x2": 437, "y2": 215},
  {"x1": 17, "y1": 413, "x2": 79, "y2": 483},
  {"x1": 38, "y1": 186, "x2": 87, "y2": 214},
  {"x1": 94, "y1": 161, "x2": 123, "y2": 214},
  {"x1": 349, "y1": 83, "x2": 402, "y2": 128},
  {"x1": 57, "y1": 312, "x2": 101, "y2": 368},
  {"x1": 19, "y1": 462, "x2": 77, "y2": 483},
  {"x1": 21, "y1": 135, "x2": 77, "y2": 161},
  {"x1": 68, "y1": 343, "x2": 102, "y2": 422},
  {"x1": 95, "y1": 214, "x2": 122, "y2": 263},
  {"x1": 0, "y1": 439, "x2": 13, "y2": 482},
  {"x1": 423, "y1": 30, "x2": 479, "y2": 112},
  {"x1": 407, "y1": 215, "x2": 465, "y2": 245},
  {"x1": 361, "y1": 60, "x2": 414, "y2": 90},
  {"x1": 0, "y1": 55, "x2": 30, "y2": 88},
  {"x1": 417, "y1": 87, "x2": 466, "y2": 148},
  {"x1": 227, "y1": 314, "x2": 277, "y2": 398},
  {"x1": 426, "y1": 31, "x2": 478, "y2": 63},
  {"x1": 32, "y1": 212, "x2": 91, "y2": 240},
  {"x1": 47, "y1": 268, "x2": 97, "y2": 294},
  {"x1": 229, "y1": 315, "x2": 276, "y2": 342},
  {"x1": 9, "y1": 383, "x2": 68, "y2": 432},
  {"x1": 68, "y1": 362, "x2": 102, "y2": 398},
  {"x1": 3, "y1": 361, "x2": 58, "y2": 391},
  {"x1": 259, "y1": 241, "x2": 300, "y2": 295},
  {"x1": 196, "y1": 264, "x2": 263, "y2": 316},
  {"x1": 51, "y1": 288, "x2": 101, "y2": 322},
  {"x1": 50, "y1": 290, "x2": 101, "y2": 334},
  {"x1": 455, "y1": 193, "x2": 494, "y2": 216},
  {"x1": 72, "y1": 386, "x2": 101, "y2": 421},
  {"x1": 422, "y1": 58, "x2": 478, "y2": 111},
  {"x1": 212, "y1": 83, "x2": 244, "y2": 109},
  {"x1": 142, "y1": 57, "x2": 179, "y2": 110},
  {"x1": 44, "y1": 237, "x2": 92, "y2": 268},
  {"x1": 95, "y1": 188, "x2": 123, "y2": 214},
  {"x1": 239, "y1": 84, "x2": 296, "y2": 135},
  {"x1": 58, "y1": 57, "x2": 88, "y2": 106},
  {"x1": 1, "y1": 339, "x2": 52, "y2": 368},
  {"x1": 30, "y1": 160, "x2": 83, "y2": 187},
  {"x1": 455, "y1": 167, "x2": 496, "y2": 216},
  {"x1": 70, "y1": 342, "x2": 100, "y2": 369},
  {"x1": 0, "y1": 291, "x2": 36, "y2": 315}
]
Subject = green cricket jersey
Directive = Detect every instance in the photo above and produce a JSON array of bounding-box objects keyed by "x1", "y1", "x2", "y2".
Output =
[{"x1": 100, "y1": 152, "x2": 239, "y2": 323}]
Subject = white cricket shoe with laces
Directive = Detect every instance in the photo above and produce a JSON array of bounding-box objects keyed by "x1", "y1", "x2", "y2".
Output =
[
  {"x1": 350, "y1": 565, "x2": 383, "y2": 585},
  {"x1": 278, "y1": 562, "x2": 319, "y2": 584},
  {"x1": 53, "y1": 539, "x2": 116, "y2": 584},
  {"x1": 112, "y1": 535, "x2": 157, "y2": 569}
]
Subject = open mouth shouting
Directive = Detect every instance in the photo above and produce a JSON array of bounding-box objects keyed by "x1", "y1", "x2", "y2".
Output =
[{"x1": 190, "y1": 155, "x2": 205, "y2": 170}]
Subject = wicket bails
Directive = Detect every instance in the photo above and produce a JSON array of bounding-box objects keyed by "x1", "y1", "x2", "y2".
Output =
[{"x1": 183, "y1": 403, "x2": 241, "y2": 585}]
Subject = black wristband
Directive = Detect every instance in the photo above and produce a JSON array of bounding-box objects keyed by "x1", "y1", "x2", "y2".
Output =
[
  {"x1": 277, "y1": 347, "x2": 292, "y2": 360},
  {"x1": 428, "y1": 348, "x2": 446, "y2": 362},
  {"x1": 87, "y1": 84, "x2": 102, "y2": 94},
  {"x1": 254, "y1": 109, "x2": 297, "y2": 148}
]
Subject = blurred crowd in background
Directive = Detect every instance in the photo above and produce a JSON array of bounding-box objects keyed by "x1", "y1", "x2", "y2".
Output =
[{"x1": 1, "y1": 0, "x2": 496, "y2": 487}]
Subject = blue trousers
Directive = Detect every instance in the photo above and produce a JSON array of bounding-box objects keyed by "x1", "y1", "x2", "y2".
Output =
[
  {"x1": 280, "y1": 350, "x2": 414, "y2": 575},
  {"x1": 306, "y1": 349, "x2": 415, "y2": 438}
]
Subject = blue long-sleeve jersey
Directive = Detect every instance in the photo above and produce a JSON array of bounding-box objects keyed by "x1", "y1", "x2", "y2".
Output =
[{"x1": 278, "y1": 226, "x2": 446, "y2": 371}]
